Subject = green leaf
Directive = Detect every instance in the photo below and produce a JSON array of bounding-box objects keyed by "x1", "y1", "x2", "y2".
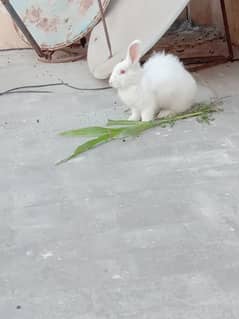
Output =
[
  {"x1": 60, "y1": 126, "x2": 109, "y2": 137},
  {"x1": 58, "y1": 101, "x2": 223, "y2": 163},
  {"x1": 60, "y1": 126, "x2": 125, "y2": 140},
  {"x1": 107, "y1": 119, "x2": 140, "y2": 126},
  {"x1": 120, "y1": 122, "x2": 153, "y2": 137},
  {"x1": 56, "y1": 134, "x2": 110, "y2": 165},
  {"x1": 57, "y1": 127, "x2": 124, "y2": 165}
]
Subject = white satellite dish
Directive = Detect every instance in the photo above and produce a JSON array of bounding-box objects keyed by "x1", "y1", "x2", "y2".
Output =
[{"x1": 87, "y1": 0, "x2": 190, "y2": 79}]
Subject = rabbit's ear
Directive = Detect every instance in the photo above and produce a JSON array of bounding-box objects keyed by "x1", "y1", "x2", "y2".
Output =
[{"x1": 127, "y1": 40, "x2": 141, "y2": 64}]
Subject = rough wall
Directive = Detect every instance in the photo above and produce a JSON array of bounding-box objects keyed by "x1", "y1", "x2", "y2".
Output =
[{"x1": 0, "y1": 3, "x2": 29, "y2": 49}]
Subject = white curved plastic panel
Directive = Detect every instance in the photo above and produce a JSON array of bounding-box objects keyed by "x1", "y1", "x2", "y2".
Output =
[{"x1": 87, "y1": 0, "x2": 190, "y2": 79}]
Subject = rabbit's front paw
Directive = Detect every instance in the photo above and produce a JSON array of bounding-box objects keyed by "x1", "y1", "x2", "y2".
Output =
[
  {"x1": 128, "y1": 110, "x2": 141, "y2": 121},
  {"x1": 141, "y1": 109, "x2": 155, "y2": 122}
]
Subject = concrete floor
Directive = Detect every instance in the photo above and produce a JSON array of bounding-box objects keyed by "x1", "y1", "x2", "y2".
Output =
[{"x1": 1, "y1": 50, "x2": 239, "y2": 319}]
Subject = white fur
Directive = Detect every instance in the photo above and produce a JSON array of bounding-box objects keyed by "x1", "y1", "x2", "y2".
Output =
[{"x1": 109, "y1": 40, "x2": 197, "y2": 121}]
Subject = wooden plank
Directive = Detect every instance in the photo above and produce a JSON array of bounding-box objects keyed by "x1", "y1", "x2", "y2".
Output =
[
  {"x1": 190, "y1": 0, "x2": 239, "y2": 45},
  {"x1": 190, "y1": 0, "x2": 223, "y2": 31},
  {"x1": 147, "y1": 25, "x2": 239, "y2": 71},
  {"x1": 226, "y1": 0, "x2": 239, "y2": 45},
  {"x1": 147, "y1": 26, "x2": 228, "y2": 59}
]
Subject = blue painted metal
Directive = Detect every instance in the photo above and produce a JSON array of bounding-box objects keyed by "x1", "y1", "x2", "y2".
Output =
[{"x1": 9, "y1": 0, "x2": 111, "y2": 50}]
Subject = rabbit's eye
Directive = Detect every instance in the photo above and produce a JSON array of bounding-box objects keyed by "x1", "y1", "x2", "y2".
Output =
[{"x1": 120, "y1": 69, "x2": 126, "y2": 74}]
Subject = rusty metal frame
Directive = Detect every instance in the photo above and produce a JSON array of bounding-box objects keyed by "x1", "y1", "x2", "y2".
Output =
[
  {"x1": 220, "y1": 0, "x2": 234, "y2": 60},
  {"x1": 1, "y1": 0, "x2": 112, "y2": 60},
  {"x1": 97, "y1": 0, "x2": 112, "y2": 58}
]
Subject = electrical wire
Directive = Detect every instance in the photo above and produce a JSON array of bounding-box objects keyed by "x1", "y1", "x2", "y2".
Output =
[
  {"x1": 0, "y1": 82, "x2": 112, "y2": 96},
  {"x1": 0, "y1": 48, "x2": 33, "y2": 52}
]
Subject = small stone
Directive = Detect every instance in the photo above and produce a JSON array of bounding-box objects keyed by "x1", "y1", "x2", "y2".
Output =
[{"x1": 16, "y1": 305, "x2": 21, "y2": 310}]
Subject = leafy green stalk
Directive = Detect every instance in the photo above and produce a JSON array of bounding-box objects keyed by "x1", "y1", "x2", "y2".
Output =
[
  {"x1": 60, "y1": 126, "x2": 123, "y2": 138},
  {"x1": 56, "y1": 128, "x2": 123, "y2": 165},
  {"x1": 56, "y1": 134, "x2": 109, "y2": 165},
  {"x1": 58, "y1": 102, "x2": 222, "y2": 165}
]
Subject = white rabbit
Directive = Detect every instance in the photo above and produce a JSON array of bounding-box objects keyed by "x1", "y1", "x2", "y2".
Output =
[{"x1": 109, "y1": 40, "x2": 197, "y2": 121}]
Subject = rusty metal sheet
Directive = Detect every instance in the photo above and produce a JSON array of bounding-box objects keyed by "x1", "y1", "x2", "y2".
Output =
[{"x1": 9, "y1": 0, "x2": 110, "y2": 50}]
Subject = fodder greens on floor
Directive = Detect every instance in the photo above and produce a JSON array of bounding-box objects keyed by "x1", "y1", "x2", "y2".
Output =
[{"x1": 57, "y1": 102, "x2": 222, "y2": 165}]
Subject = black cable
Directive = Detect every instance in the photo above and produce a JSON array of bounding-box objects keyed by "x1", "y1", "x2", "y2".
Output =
[
  {"x1": 0, "y1": 82, "x2": 64, "y2": 95},
  {"x1": 0, "y1": 83, "x2": 64, "y2": 95},
  {"x1": 63, "y1": 83, "x2": 111, "y2": 91},
  {"x1": 0, "y1": 82, "x2": 112, "y2": 96},
  {"x1": 0, "y1": 90, "x2": 52, "y2": 95},
  {"x1": 0, "y1": 48, "x2": 33, "y2": 52}
]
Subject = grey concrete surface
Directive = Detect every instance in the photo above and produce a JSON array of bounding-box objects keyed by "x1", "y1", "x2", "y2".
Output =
[{"x1": 1, "y1": 50, "x2": 239, "y2": 319}]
